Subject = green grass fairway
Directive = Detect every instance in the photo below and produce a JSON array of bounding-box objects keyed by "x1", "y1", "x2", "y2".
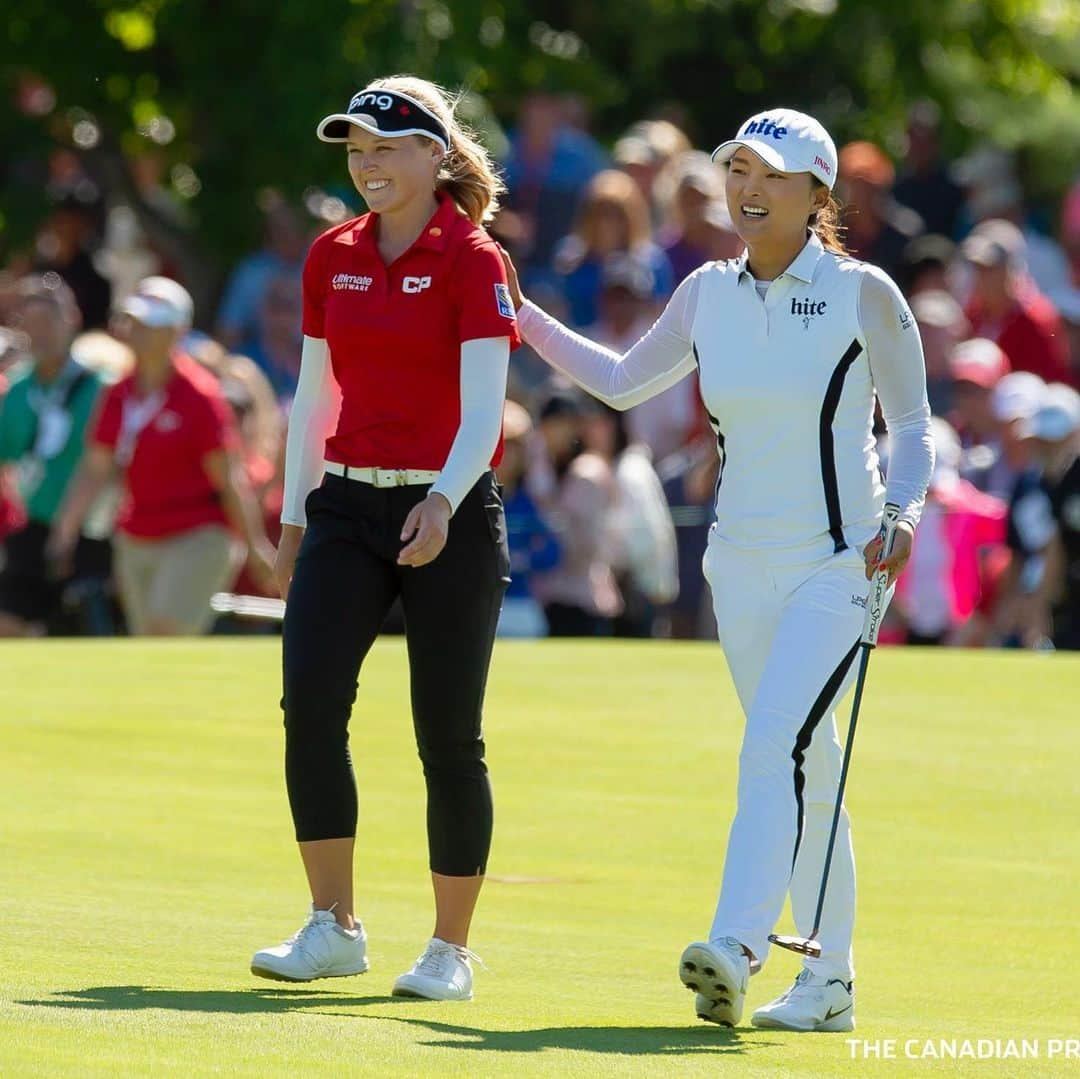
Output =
[{"x1": 3, "y1": 641, "x2": 1079, "y2": 1077}]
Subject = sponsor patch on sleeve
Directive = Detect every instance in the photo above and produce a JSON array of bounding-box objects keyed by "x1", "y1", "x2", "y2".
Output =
[
  {"x1": 494, "y1": 282, "x2": 515, "y2": 319},
  {"x1": 899, "y1": 307, "x2": 914, "y2": 331}
]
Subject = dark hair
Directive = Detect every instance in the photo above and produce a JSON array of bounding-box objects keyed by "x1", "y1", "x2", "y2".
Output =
[
  {"x1": 539, "y1": 388, "x2": 584, "y2": 422},
  {"x1": 898, "y1": 233, "x2": 957, "y2": 293},
  {"x1": 810, "y1": 181, "x2": 847, "y2": 255}
]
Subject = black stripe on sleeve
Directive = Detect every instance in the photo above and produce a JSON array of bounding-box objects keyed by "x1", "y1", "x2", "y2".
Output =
[
  {"x1": 819, "y1": 339, "x2": 864, "y2": 554},
  {"x1": 790, "y1": 638, "x2": 861, "y2": 873}
]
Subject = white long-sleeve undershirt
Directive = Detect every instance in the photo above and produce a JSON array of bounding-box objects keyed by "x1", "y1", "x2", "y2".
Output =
[
  {"x1": 281, "y1": 335, "x2": 341, "y2": 527},
  {"x1": 429, "y1": 336, "x2": 509, "y2": 514}
]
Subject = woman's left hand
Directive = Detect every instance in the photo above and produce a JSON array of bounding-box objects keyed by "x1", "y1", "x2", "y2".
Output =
[
  {"x1": 398, "y1": 493, "x2": 451, "y2": 567},
  {"x1": 863, "y1": 520, "x2": 914, "y2": 586}
]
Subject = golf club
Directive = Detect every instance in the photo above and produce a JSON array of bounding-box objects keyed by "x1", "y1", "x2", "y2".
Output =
[{"x1": 769, "y1": 501, "x2": 901, "y2": 958}]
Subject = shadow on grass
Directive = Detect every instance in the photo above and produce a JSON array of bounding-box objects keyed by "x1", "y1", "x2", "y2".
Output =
[
  {"x1": 17, "y1": 986, "x2": 770, "y2": 1056},
  {"x1": 16, "y1": 985, "x2": 399, "y2": 1014},
  {"x1": 389, "y1": 1016, "x2": 763, "y2": 1056}
]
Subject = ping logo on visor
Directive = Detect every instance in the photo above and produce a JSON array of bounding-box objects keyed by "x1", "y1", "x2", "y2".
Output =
[{"x1": 317, "y1": 88, "x2": 449, "y2": 150}]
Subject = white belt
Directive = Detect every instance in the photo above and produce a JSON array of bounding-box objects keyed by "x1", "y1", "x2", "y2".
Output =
[{"x1": 324, "y1": 461, "x2": 440, "y2": 488}]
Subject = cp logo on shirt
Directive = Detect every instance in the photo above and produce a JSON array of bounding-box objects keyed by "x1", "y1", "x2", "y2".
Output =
[{"x1": 402, "y1": 276, "x2": 432, "y2": 293}]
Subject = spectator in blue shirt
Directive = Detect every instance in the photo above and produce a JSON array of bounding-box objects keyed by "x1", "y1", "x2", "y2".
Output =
[
  {"x1": 215, "y1": 201, "x2": 308, "y2": 358},
  {"x1": 496, "y1": 400, "x2": 561, "y2": 638},
  {"x1": 553, "y1": 170, "x2": 674, "y2": 328},
  {"x1": 498, "y1": 93, "x2": 607, "y2": 293}
]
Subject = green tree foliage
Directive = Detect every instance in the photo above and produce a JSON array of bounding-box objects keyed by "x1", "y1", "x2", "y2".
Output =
[{"x1": 2, "y1": 0, "x2": 1077, "y2": 299}]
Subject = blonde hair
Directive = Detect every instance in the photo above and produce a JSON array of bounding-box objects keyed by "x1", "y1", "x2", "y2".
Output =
[
  {"x1": 367, "y1": 74, "x2": 504, "y2": 226},
  {"x1": 574, "y1": 169, "x2": 653, "y2": 253},
  {"x1": 810, "y1": 182, "x2": 848, "y2": 255}
]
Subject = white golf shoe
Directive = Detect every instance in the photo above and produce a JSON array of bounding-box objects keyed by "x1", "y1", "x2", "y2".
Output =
[
  {"x1": 751, "y1": 969, "x2": 855, "y2": 1032},
  {"x1": 250, "y1": 907, "x2": 368, "y2": 982},
  {"x1": 392, "y1": 937, "x2": 479, "y2": 1001},
  {"x1": 679, "y1": 938, "x2": 750, "y2": 1027}
]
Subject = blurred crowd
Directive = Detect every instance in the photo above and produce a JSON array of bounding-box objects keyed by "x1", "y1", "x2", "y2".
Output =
[{"x1": 2, "y1": 96, "x2": 1079, "y2": 648}]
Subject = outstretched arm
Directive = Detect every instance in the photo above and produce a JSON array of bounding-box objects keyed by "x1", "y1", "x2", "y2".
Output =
[{"x1": 501, "y1": 248, "x2": 701, "y2": 410}]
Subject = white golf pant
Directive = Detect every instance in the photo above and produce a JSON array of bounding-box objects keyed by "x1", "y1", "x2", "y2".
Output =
[{"x1": 703, "y1": 532, "x2": 890, "y2": 982}]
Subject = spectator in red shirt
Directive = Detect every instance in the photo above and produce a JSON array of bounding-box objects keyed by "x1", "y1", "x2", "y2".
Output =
[
  {"x1": 962, "y1": 219, "x2": 1071, "y2": 386},
  {"x1": 49, "y1": 276, "x2": 275, "y2": 634}
]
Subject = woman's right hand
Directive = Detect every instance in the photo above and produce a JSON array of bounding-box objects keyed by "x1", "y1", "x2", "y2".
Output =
[
  {"x1": 274, "y1": 524, "x2": 305, "y2": 601},
  {"x1": 497, "y1": 245, "x2": 525, "y2": 311}
]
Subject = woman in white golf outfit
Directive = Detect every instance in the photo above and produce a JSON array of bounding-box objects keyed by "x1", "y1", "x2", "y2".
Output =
[{"x1": 501, "y1": 109, "x2": 933, "y2": 1031}]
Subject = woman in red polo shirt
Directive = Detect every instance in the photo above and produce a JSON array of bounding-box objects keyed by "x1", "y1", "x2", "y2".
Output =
[
  {"x1": 249, "y1": 76, "x2": 517, "y2": 1002},
  {"x1": 50, "y1": 277, "x2": 276, "y2": 634}
]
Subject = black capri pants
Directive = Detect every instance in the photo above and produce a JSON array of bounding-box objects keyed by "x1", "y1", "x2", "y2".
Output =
[{"x1": 281, "y1": 470, "x2": 510, "y2": 876}]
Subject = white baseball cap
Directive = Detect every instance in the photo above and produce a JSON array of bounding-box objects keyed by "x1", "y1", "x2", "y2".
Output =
[
  {"x1": 1019, "y1": 383, "x2": 1080, "y2": 442},
  {"x1": 991, "y1": 371, "x2": 1047, "y2": 422},
  {"x1": 119, "y1": 276, "x2": 194, "y2": 329},
  {"x1": 711, "y1": 108, "x2": 839, "y2": 190}
]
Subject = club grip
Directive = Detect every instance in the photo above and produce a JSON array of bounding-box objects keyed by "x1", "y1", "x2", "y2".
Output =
[{"x1": 861, "y1": 502, "x2": 901, "y2": 647}]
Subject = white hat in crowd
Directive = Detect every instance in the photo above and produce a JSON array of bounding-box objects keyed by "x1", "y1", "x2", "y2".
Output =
[
  {"x1": 712, "y1": 108, "x2": 839, "y2": 190},
  {"x1": 119, "y1": 276, "x2": 194, "y2": 330},
  {"x1": 1020, "y1": 384, "x2": 1080, "y2": 443},
  {"x1": 961, "y1": 219, "x2": 1027, "y2": 271},
  {"x1": 991, "y1": 371, "x2": 1047, "y2": 423}
]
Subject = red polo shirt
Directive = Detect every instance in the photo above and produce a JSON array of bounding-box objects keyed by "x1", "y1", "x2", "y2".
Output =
[
  {"x1": 91, "y1": 353, "x2": 238, "y2": 538},
  {"x1": 302, "y1": 192, "x2": 520, "y2": 470}
]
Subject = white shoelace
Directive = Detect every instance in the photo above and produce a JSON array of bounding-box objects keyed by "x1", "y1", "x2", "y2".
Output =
[
  {"x1": 287, "y1": 916, "x2": 329, "y2": 959},
  {"x1": 414, "y1": 939, "x2": 486, "y2": 977},
  {"x1": 286, "y1": 904, "x2": 340, "y2": 961}
]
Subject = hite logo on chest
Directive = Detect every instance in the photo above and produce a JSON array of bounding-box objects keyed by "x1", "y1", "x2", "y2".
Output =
[
  {"x1": 791, "y1": 296, "x2": 827, "y2": 329},
  {"x1": 402, "y1": 276, "x2": 432, "y2": 293}
]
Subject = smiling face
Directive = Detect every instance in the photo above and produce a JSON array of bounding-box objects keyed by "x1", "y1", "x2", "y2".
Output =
[
  {"x1": 345, "y1": 127, "x2": 443, "y2": 215},
  {"x1": 724, "y1": 148, "x2": 827, "y2": 251}
]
